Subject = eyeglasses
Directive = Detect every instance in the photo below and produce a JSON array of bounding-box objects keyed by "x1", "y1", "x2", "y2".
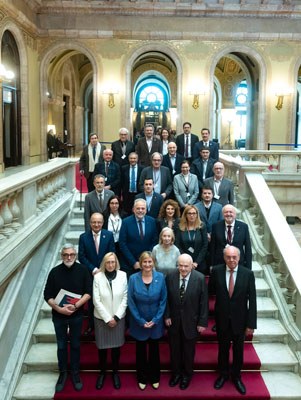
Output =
[
  {"x1": 62, "y1": 253, "x2": 76, "y2": 258},
  {"x1": 187, "y1": 212, "x2": 197, "y2": 215}
]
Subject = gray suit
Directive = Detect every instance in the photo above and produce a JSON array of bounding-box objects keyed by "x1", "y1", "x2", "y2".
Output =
[
  {"x1": 173, "y1": 173, "x2": 199, "y2": 208},
  {"x1": 203, "y1": 177, "x2": 234, "y2": 207},
  {"x1": 139, "y1": 166, "x2": 173, "y2": 197},
  {"x1": 84, "y1": 189, "x2": 114, "y2": 231}
]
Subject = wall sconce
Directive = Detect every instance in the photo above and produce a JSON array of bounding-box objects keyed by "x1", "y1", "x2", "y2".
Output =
[
  {"x1": 275, "y1": 88, "x2": 293, "y2": 110},
  {"x1": 189, "y1": 89, "x2": 207, "y2": 110},
  {"x1": 0, "y1": 63, "x2": 14, "y2": 83},
  {"x1": 102, "y1": 88, "x2": 119, "y2": 108}
]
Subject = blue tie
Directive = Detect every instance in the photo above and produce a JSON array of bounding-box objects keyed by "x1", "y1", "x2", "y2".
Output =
[{"x1": 130, "y1": 166, "x2": 136, "y2": 192}]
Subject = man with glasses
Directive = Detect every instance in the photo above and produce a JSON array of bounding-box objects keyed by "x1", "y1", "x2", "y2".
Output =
[
  {"x1": 44, "y1": 243, "x2": 92, "y2": 393},
  {"x1": 139, "y1": 152, "x2": 173, "y2": 199}
]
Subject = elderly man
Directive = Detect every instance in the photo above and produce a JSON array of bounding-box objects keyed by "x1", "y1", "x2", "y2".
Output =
[
  {"x1": 139, "y1": 152, "x2": 173, "y2": 199},
  {"x1": 83, "y1": 174, "x2": 114, "y2": 231},
  {"x1": 165, "y1": 254, "x2": 208, "y2": 390},
  {"x1": 111, "y1": 127, "x2": 135, "y2": 167},
  {"x1": 209, "y1": 246, "x2": 257, "y2": 395},
  {"x1": 119, "y1": 198, "x2": 158, "y2": 275},
  {"x1": 135, "y1": 123, "x2": 163, "y2": 167},
  {"x1": 44, "y1": 243, "x2": 92, "y2": 392},
  {"x1": 204, "y1": 161, "x2": 234, "y2": 206},
  {"x1": 93, "y1": 148, "x2": 121, "y2": 195},
  {"x1": 210, "y1": 204, "x2": 252, "y2": 269},
  {"x1": 79, "y1": 133, "x2": 106, "y2": 192},
  {"x1": 162, "y1": 141, "x2": 185, "y2": 178}
]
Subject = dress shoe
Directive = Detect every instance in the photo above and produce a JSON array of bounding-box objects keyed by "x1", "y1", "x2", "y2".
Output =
[
  {"x1": 138, "y1": 382, "x2": 147, "y2": 390},
  {"x1": 214, "y1": 375, "x2": 228, "y2": 390},
  {"x1": 96, "y1": 373, "x2": 106, "y2": 390},
  {"x1": 169, "y1": 374, "x2": 181, "y2": 387},
  {"x1": 233, "y1": 378, "x2": 246, "y2": 395},
  {"x1": 211, "y1": 324, "x2": 217, "y2": 332},
  {"x1": 55, "y1": 371, "x2": 68, "y2": 392},
  {"x1": 84, "y1": 327, "x2": 93, "y2": 336},
  {"x1": 180, "y1": 377, "x2": 190, "y2": 390},
  {"x1": 152, "y1": 382, "x2": 159, "y2": 389},
  {"x1": 71, "y1": 372, "x2": 83, "y2": 391},
  {"x1": 112, "y1": 373, "x2": 121, "y2": 389}
]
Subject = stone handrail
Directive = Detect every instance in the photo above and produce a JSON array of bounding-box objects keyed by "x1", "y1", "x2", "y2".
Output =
[{"x1": 0, "y1": 158, "x2": 78, "y2": 286}]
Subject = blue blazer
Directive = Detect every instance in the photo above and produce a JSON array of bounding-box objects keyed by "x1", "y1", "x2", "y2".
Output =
[
  {"x1": 119, "y1": 215, "x2": 158, "y2": 272},
  {"x1": 195, "y1": 201, "x2": 224, "y2": 233},
  {"x1": 128, "y1": 270, "x2": 167, "y2": 340},
  {"x1": 78, "y1": 229, "x2": 115, "y2": 273},
  {"x1": 135, "y1": 192, "x2": 164, "y2": 219},
  {"x1": 192, "y1": 140, "x2": 219, "y2": 162}
]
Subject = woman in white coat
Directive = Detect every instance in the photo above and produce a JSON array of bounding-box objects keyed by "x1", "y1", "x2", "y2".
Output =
[{"x1": 93, "y1": 252, "x2": 127, "y2": 390}]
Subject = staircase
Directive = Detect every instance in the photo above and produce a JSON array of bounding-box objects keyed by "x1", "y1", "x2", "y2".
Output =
[{"x1": 12, "y1": 193, "x2": 301, "y2": 400}]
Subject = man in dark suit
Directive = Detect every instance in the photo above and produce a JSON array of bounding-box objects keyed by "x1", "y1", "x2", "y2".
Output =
[
  {"x1": 209, "y1": 246, "x2": 257, "y2": 395},
  {"x1": 79, "y1": 133, "x2": 106, "y2": 192},
  {"x1": 136, "y1": 123, "x2": 162, "y2": 167},
  {"x1": 162, "y1": 141, "x2": 185, "y2": 178},
  {"x1": 78, "y1": 212, "x2": 115, "y2": 334},
  {"x1": 204, "y1": 162, "x2": 234, "y2": 206},
  {"x1": 175, "y1": 122, "x2": 199, "y2": 163},
  {"x1": 165, "y1": 254, "x2": 208, "y2": 390},
  {"x1": 93, "y1": 148, "x2": 121, "y2": 195},
  {"x1": 119, "y1": 198, "x2": 158, "y2": 275},
  {"x1": 191, "y1": 147, "x2": 215, "y2": 190},
  {"x1": 111, "y1": 127, "x2": 135, "y2": 167},
  {"x1": 83, "y1": 174, "x2": 114, "y2": 231},
  {"x1": 192, "y1": 128, "x2": 219, "y2": 162},
  {"x1": 139, "y1": 152, "x2": 173, "y2": 199},
  {"x1": 210, "y1": 204, "x2": 252, "y2": 269},
  {"x1": 135, "y1": 178, "x2": 164, "y2": 218},
  {"x1": 121, "y1": 152, "x2": 144, "y2": 214}
]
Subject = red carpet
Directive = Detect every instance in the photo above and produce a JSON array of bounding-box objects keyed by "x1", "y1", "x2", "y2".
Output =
[{"x1": 75, "y1": 162, "x2": 88, "y2": 193}]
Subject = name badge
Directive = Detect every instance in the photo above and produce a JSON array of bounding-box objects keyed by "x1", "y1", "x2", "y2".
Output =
[
  {"x1": 186, "y1": 192, "x2": 191, "y2": 198},
  {"x1": 121, "y1": 154, "x2": 126, "y2": 159},
  {"x1": 105, "y1": 177, "x2": 108, "y2": 182},
  {"x1": 188, "y1": 247, "x2": 194, "y2": 253},
  {"x1": 172, "y1": 169, "x2": 176, "y2": 175}
]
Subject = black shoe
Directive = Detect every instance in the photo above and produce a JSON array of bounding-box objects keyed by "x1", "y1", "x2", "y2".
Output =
[
  {"x1": 180, "y1": 377, "x2": 190, "y2": 390},
  {"x1": 112, "y1": 373, "x2": 121, "y2": 389},
  {"x1": 71, "y1": 372, "x2": 83, "y2": 391},
  {"x1": 211, "y1": 324, "x2": 217, "y2": 332},
  {"x1": 84, "y1": 327, "x2": 93, "y2": 336},
  {"x1": 214, "y1": 375, "x2": 228, "y2": 390},
  {"x1": 55, "y1": 371, "x2": 68, "y2": 392},
  {"x1": 233, "y1": 378, "x2": 246, "y2": 395},
  {"x1": 96, "y1": 373, "x2": 106, "y2": 390},
  {"x1": 169, "y1": 374, "x2": 181, "y2": 387}
]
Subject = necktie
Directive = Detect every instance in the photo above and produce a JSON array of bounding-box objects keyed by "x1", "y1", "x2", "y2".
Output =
[
  {"x1": 227, "y1": 225, "x2": 232, "y2": 244},
  {"x1": 130, "y1": 166, "x2": 136, "y2": 192},
  {"x1": 228, "y1": 270, "x2": 234, "y2": 298},
  {"x1": 105, "y1": 162, "x2": 109, "y2": 177},
  {"x1": 99, "y1": 193, "x2": 103, "y2": 210},
  {"x1": 138, "y1": 219, "x2": 144, "y2": 240},
  {"x1": 180, "y1": 278, "x2": 185, "y2": 302},
  {"x1": 185, "y1": 135, "x2": 189, "y2": 158},
  {"x1": 92, "y1": 146, "x2": 96, "y2": 160},
  {"x1": 94, "y1": 233, "x2": 99, "y2": 254}
]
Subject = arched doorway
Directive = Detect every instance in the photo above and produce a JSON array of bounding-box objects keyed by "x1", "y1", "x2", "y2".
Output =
[{"x1": 1, "y1": 30, "x2": 21, "y2": 167}]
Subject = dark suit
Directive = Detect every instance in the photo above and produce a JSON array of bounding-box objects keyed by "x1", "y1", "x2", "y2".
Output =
[
  {"x1": 190, "y1": 157, "x2": 215, "y2": 190},
  {"x1": 162, "y1": 153, "x2": 185, "y2": 178},
  {"x1": 135, "y1": 192, "x2": 164, "y2": 219},
  {"x1": 210, "y1": 220, "x2": 252, "y2": 269},
  {"x1": 79, "y1": 143, "x2": 106, "y2": 192},
  {"x1": 84, "y1": 189, "x2": 114, "y2": 231},
  {"x1": 93, "y1": 160, "x2": 121, "y2": 195},
  {"x1": 139, "y1": 166, "x2": 173, "y2": 197},
  {"x1": 192, "y1": 140, "x2": 219, "y2": 162},
  {"x1": 175, "y1": 133, "x2": 199, "y2": 161},
  {"x1": 209, "y1": 264, "x2": 256, "y2": 378},
  {"x1": 111, "y1": 140, "x2": 135, "y2": 167},
  {"x1": 203, "y1": 177, "x2": 234, "y2": 206},
  {"x1": 165, "y1": 269, "x2": 208, "y2": 379},
  {"x1": 121, "y1": 164, "x2": 144, "y2": 214},
  {"x1": 119, "y1": 214, "x2": 158, "y2": 274},
  {"x1": 195, "y1": 201, "x2": 223, "y2": 234},
  {"x1": 136, "y1": 137, "x2": 163, "y2": 167}
]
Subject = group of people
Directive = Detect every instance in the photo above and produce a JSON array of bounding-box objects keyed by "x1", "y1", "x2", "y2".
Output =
[{"x1": 44, "y1": 122, "x2": 257, "y2": 396}]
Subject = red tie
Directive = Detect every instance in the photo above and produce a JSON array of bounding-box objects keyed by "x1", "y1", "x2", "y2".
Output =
[
  {"x1": 228, "y1": 270, "x2": 234, "y2": 298},
  {"x1": 227, "y1": 225, "x2": 232, "y2": 244}
]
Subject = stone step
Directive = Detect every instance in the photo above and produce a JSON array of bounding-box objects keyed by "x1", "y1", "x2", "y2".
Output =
[
  {"x1": 69, "y1": 218, "x2": 84, "y2": 232},
  {"x1": 255, "y1": 277, "x2": 271, "y2": 296},
  {"x1": 261, "y1": 371, "x2": 301, "y2": 400},
  {"x1": 65, "y1": 231, "x2": 82, "y2": 245},
  {"x1": 72, "y1": 206, "x2": 84, "y2": 218},
  {"x1": 252, "y1": 260, "x2": 263, "y2": 278},
  {"x1": 257, "y1": 297, "x2": 279, "y2": 318},
  {"x1": 253, "y1": 343, "x2": 298, "y2": 372}
]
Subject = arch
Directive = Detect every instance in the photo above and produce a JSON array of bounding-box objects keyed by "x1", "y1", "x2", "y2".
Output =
[
  {"x1": 40, "y1": 41, "x2": 100, "y2": 158},
  {"x1": 0, "y1": 20, "x2": 29, "y2": 166},
  {"x1": 207, "y1": 44, "x2": 267, "y2": 149},
  {"x1": 124, "y1": 43, "x2": 183, "y2": 133}
]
